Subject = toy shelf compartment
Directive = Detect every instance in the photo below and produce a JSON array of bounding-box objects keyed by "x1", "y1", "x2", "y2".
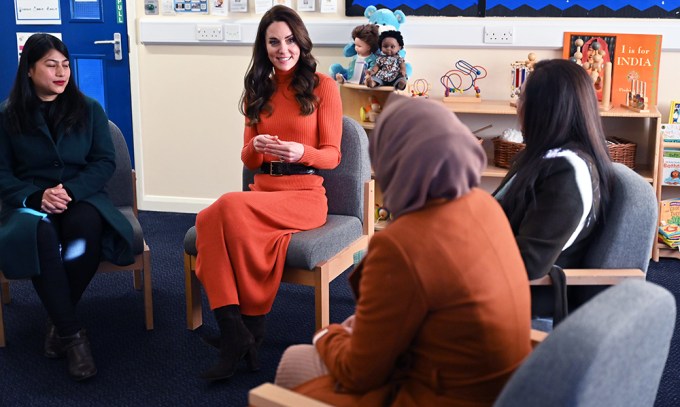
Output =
[{"x1": 339, "y1": 83, "x2": 399, "y2": 131}]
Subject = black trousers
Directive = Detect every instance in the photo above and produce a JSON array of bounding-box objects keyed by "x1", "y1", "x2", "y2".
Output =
[{"x1": 31, "y1": 202, "x2": 103, "y2": 336}]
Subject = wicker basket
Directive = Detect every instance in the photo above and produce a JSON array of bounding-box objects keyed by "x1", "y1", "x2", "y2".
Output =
[
  {"x1": 493, "y1": 137, "x2": 525, "y2": 169},
  {"x1": 607, "y1": 137, "x2": 637, "y2": 169},
  {"x1": 492, "y1": 136, "x2": 636, "y2": 170}
]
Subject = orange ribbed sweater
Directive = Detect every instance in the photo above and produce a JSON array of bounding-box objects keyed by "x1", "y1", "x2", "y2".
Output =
[{"x1": 195, "y1": 70, "x2": 342, "y2": 315}]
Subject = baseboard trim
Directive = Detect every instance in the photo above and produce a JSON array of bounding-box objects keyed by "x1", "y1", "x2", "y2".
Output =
[{"x1": 138, "y1": 195, "x2": 213, "y2": 214}]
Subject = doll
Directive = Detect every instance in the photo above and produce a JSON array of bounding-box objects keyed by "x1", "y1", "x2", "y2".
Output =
[
  {"x1": 330, "y1": 25, "x2": 379, "y2": 85},
  {"x1": 365, "y1": 30, "x2": 407, "y2": 90}
]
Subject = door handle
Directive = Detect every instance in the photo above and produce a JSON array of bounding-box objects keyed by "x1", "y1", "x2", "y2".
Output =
[{"x1": 94, "y1": 33, "x2": 122, "y2": 61}]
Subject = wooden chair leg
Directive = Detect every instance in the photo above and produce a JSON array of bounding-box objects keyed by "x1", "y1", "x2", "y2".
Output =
[
  {"x1": 185, "y1": 253, "x2": 203, "y2": 330},
  {"x1": 314, "y1": 265, "x2": 330, "y2": 331},
  {"x1": 0, "y1": 294, "x2": 5, "y2": 347},
  {"x1": 1, "y1": 280, "x2": 10, "y2": 305},
  {"x1": 133, "y1": 270, "x2": 143, "y2": 291},
  {"x1": 143, "y1": 247, "x2": 154, "y2": 330}
]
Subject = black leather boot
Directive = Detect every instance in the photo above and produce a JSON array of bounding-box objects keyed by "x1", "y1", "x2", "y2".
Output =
[
  {"x1": 201, "y1": 314, "x2": 266, "y2": 372},
  {"x1": 242, "y1": 315, "x2": 266, "y2": 372},
  {"x1": 200, "y1": 305, "x2": 255, "y2": 382},
  {"x1": 44, "y1": 319, "x2": 65, "y2": 359},
  {"x1": 60, "y1": 329, "x2": 97, "y2": 381}
]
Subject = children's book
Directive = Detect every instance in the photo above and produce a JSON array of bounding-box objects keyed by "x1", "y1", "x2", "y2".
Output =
[
  {"x1": 670, "y1": 101, "x2": 680, "y2": 124},
  {"x1": 662, "y1": 150, "x2": 680, "y2": 186},
  {"x1": 563, "y1": 32, "x2": 662, "y2": 107},
  {"x1": 661, "y1": 123, "x2": 680, "y2": 143},
  {"x1": 659, "y1": 199, "x2": 680, "y2": 248}
]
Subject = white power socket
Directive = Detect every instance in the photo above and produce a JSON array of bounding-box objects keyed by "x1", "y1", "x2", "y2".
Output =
[
  {"x1": 196, "y1": 24, "x2": 224, "y2": 41},
  {"x1": 483, "y1": 26, "x2": 514, "y2": 44},
  {"x1": 224, "y1": 24, "x2": 241, "y2": 41}
]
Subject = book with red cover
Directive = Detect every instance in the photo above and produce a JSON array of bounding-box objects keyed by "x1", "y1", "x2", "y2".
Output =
[{"x1": 563, "y1": 32, "x2": 662, "y2": 107}]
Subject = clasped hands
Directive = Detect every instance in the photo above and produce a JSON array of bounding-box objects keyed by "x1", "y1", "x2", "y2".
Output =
[
  {"x1": 253, "y1": 134, "x2": 304, "y2": 163},
  {"x1": 41, "y1": 183, "x2": 71, "y2": 214}
]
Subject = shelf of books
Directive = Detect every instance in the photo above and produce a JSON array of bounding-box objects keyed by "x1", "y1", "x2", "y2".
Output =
[{"x1": 659, "y1": 122, "x2": 680, "y2": 258}]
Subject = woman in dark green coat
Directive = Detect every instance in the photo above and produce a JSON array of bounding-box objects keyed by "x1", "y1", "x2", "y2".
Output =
[{"x1": 0, "y1": 34, "x2": 134, "y2": 381}]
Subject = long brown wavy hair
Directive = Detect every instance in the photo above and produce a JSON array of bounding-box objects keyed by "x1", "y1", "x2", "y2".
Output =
[{"x1": 238, "y1": 5, "x2": 319, "y2": 126}]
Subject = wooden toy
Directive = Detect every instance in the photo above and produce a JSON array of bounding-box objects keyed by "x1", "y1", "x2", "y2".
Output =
[
  {"x1": 510, "y1": 52, "x2": 538, "y2": 107},
  {"x1": 569, "y1": 37, "x2": 613, "y2": 111},
  {"x1": 622, "y1": 78, "x2": 650, "y2": 113},
  {"x1": 441, "y1": 60, "x2": 487, "y2": 103},
  {"x1": 360, "y1": 96, "x2": 382, "y2": 123}
]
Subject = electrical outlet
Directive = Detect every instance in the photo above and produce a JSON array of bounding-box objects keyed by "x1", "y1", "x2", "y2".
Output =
[
  {"x1": 224, "y1": 24, "x2": 241, "y2": 41},
  {"x1": 484, "y1": 26, "x2": 514, "y2": 44},
  {"x1": 196, "y1": 24, "x2": 224, "y2": 41}
]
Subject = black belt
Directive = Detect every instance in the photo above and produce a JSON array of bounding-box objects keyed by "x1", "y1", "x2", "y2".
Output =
[{"x1": 260, "y1": 161, "x2": 318, "y2": 176}]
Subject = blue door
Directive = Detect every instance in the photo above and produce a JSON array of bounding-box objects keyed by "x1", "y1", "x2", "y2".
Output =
[{"x1": 1, "y1": 0, "x2": 134, "y2": 166}]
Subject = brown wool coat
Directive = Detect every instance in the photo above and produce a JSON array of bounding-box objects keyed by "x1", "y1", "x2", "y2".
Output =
[{"x1": 296, "y1": 189, "x2": 532, "y2": 407}]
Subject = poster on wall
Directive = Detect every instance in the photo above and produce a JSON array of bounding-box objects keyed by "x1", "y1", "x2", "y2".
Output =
[
  {"x1": 486, "y1": 0, "x2": 680, "y2": 17},
  {"x1": 345, "y1": 0, "x2": 479, "y2": 17},
  {"x1": 320, "y1": 0, "x2": 336, "y2": 13},
  {"x1": 345, "y1": 0, "x2": 680, "y2": 17},
  {"x1": 15, "y1": 0, "x2": 61, "y2": 25},
  {"x1": 229, "y1": 0, "x2": 248, "y2": 12},
  {"x1": 174, "y1": 0, "x2": 208, "y2": 12},
  {"x1": 211, "y1": 0, "x2": 228, "y2": 15},
  {"x1": 17, "y1": 32, "x2": 62, "y2": 61},
  {"x1": 297, "y1": 0, "x2": 315, "y2": 12}
]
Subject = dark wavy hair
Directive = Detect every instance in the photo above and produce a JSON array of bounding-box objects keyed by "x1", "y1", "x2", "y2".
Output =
[
  {"x1": 352, "y1": 24, "x2": 379, "y2": 54},
  {"x1": 379, "y1": 30, "x2": 404, "y2": 49},
  {"x1": 4, "y1": 33, "x2": 86, "y2": 136},
  {"x1": 239, "y1": 5, "x2": 318, "y2": 125},
  {"x1": 502, "y1": 58, "x2": 613, "y2": 218}
]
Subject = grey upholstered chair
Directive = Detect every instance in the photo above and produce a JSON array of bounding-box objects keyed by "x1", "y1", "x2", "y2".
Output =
[
  {"x1": 248, "y1": 279, "x2": 676, "y2": 407},
  {"x1": 530, "y1": 162, "x2": 657, "y2": 286},
  {"x1": 184, "y1": 116, "x2": 374, "y2": 331},
  {"x1": 495, "y1": 279, "x2": 675, "y2": 407},
  {"x1": 0, "y1": 121, "x2": 153, "y2": 347}
]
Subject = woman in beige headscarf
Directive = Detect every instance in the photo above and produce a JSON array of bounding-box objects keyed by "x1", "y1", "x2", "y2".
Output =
[{"x1": 275, "y1": 95, "x2": 531, "y2": 406}]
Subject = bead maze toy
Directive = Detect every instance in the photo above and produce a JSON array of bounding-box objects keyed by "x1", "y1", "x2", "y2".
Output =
[
  {"x1": 622, "y1": 78, "x2": 650, "y2": 113},
  {"x1": 409, "y1": 79, "x2": 430, "y2": 98},
  {"x1": 510, "y1": 52, "x2": 538, "y2": 107},
  {"x1": 569, "y1": 37, "x2": 613, "y2": 111},
  {"x1": 441, "y1": 60, "x2": 487, "y2": 103}
]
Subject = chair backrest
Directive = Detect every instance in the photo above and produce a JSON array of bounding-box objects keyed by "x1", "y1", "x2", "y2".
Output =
[
  {"x1": 243, "y1": 116, "x2": 371, "y2": 221},
  {"x1": 494, "y1": 279, "x2": 675, "y2": 407},
  {"x1": 582, "y1": 162, "x2": 658, "y2": 272},
  {"x1": 105, "y1": 120, "x2": 134, "y2": 209}
]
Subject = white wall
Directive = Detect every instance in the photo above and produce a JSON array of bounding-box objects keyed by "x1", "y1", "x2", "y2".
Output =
[{"x1": 127, "y1": 1, "x2": 680, "y2": 213}]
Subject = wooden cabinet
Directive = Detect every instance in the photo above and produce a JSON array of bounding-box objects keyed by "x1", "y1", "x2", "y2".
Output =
[
  {"x1": 340, "y1": 84, "x2": 666, "y2": 258},
  {"x1": 339, "y1": 84, "x2": 400, "y2": 230}
]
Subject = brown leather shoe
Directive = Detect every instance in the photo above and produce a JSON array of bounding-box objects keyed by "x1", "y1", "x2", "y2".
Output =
[
  {"x1": 44, "y1": 320, "x2": 65, "y2": 359},
  {"x1": 60, "y1": 330, "x2": 97, "y2": 381}
]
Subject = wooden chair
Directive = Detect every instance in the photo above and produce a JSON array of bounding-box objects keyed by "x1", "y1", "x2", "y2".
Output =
[
  {"x1": 249, "y1": 280, "x2": 675, "y2": 407},
  {"x1": 529, "y1": 163, "x2": 656, "y2": 287},
  {"x1": 183, "y1": 116, "x2": 374, "y2": 332},
  {"x1": 0, "y1": 121, "x2": 153, "y2": 347}
]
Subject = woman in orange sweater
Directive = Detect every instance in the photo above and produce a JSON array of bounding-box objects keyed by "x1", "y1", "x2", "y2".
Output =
[
  {"x1": 194, "y1": 5, "x2": 342, "y2": 381},
  {"x1": 276, "y1": 95, "x2": 531, "y2": 406}
]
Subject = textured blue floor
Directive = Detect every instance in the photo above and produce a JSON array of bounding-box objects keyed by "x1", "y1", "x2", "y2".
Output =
[{"x1": 0, "y1": 211, "x2": 677, "y2": 406}]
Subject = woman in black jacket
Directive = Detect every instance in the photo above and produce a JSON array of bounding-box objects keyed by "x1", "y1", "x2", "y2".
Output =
[
  {"x1": 494, "y1": 59, "x2": 615, "y2": 319},
  {"x1": 0, "y1": 34, "x2": 134, "y2": 381}
]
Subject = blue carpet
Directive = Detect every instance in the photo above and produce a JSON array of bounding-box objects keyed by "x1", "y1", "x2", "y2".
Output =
[{"x1": 0, "y1": 210, "x2": 678, "y2": 406}]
